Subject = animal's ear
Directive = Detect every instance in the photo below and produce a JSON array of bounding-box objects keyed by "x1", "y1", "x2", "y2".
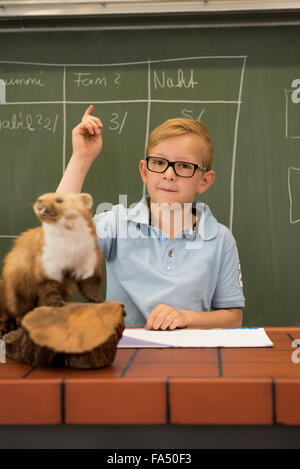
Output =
[{"x1": 80, "y1": 193, "x2": 93, "y2": 209}]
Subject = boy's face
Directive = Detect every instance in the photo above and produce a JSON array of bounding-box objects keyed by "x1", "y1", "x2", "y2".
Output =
[{"x1": 139, "y1": 133, "x2": 215, "y2": 207}]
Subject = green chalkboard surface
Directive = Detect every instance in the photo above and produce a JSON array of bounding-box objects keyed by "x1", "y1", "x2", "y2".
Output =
[{"x1": 0, "y1": 26, "x2": 300, "y2": 326}]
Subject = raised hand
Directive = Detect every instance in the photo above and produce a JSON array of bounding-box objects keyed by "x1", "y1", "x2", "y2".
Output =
[{"x1": 72, "y1": 105, "x2": 103, "y2": 162}]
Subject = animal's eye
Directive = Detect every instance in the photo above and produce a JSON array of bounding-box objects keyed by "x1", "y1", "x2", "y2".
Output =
[{"x1": 56, "y1": 198, "x2": 63, "y2": 203}]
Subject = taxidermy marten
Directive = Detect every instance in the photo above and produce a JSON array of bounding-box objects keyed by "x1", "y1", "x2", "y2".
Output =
[{"x1": 2, "y1": 193, "x2": 103, "y2": 323}]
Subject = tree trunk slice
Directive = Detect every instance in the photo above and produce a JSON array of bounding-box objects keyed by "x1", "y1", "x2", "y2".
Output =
[{"x1": 2, "y1": 301, "x2": 125, "y2": 369}]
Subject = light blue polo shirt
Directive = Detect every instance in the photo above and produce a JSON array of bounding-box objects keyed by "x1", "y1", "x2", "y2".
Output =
[{"x1": 93, "y1": 196, "x2": 245, "y2": 327}]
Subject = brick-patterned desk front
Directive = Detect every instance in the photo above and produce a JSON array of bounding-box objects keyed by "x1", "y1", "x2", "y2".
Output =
[{"x1": 1, "y1": 327, "x2": 300, "y2": 426}]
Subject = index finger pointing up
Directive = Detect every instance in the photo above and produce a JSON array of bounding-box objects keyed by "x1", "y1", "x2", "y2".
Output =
[{"x1": 83, "y1": 104, "x2": 95, "y2": 117}]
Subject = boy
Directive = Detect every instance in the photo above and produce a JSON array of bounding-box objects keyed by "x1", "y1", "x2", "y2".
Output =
[{"x1": 57, "y1": 105, "x2": 245, "y2": 329}]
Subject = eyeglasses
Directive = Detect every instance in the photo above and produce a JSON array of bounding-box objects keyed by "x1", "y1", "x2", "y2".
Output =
[{"x1": 146, "y1": 156, "x2": 207, "y2": 178}]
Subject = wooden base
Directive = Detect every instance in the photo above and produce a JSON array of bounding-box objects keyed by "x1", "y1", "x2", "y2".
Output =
[{"x1": 2, "y1": 301, "x2": 125, "y2": 369}]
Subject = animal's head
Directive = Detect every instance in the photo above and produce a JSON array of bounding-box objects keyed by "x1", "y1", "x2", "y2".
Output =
[{"x1": 33, "y1": 193, "x2": 93, "y2": 224}]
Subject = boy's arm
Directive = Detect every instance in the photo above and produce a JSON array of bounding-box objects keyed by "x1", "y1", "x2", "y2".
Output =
[
  {"x1": 145, "y1": 305, "x2": 242, "y2": 330},
  {"x1": 180, "y1": 307, "x2": 243, "y2": 328},
  {"x1": 56, "y1": 105, "x2": 103, "y2": 194}
]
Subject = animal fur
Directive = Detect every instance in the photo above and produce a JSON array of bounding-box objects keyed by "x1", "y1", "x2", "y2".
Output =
[{"x1": 2, "y1": 193, "x2": 103, "y2": 323}]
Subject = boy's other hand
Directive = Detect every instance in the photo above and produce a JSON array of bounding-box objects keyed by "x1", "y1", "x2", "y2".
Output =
[
  {"x1": 72, "y1": 105, "x2": 103, "y2": 162},
  {"x1": 145, "y1": 304, "x2": 188, "y2": 330}
]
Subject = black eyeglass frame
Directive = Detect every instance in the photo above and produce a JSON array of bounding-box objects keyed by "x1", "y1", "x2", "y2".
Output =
[{"x1": 145, "y1": 156, "x2": 207, "y2": 178}]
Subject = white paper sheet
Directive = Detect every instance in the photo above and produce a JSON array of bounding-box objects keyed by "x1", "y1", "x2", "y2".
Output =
[{"x1": 117, "y1": 328, "x2": 274, "y2": 348}]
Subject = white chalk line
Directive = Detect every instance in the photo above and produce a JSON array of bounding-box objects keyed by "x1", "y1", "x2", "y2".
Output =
[
  {"x1": 63, "y1": 66, "x2": 67, "y2": 174},
  {"x1": 229, "y1": 56, "x2": 247, "y2": 232},
  {"x1": 143, "y1": 59, "x2": 151, "y2": 199},
  {"x1": 0, "y1": 235, "x2": 17, "y2": 238},
  {"x1": 0, "y1": 99, "x2": 242, "y2": 105},
  {"x1": 288, "y1": 166, "x2": 300, "y2": 224},
  {"x1": 0, "y1": 79, "x2": 5, "y2": 104},
  {"x1": 0, "y1": 56, "x2": 247, "y2": 68},
  {"x1": 285, "y1": 88, "x2": 300, "y2": 139},
  {"x1": 285, "y1": 88, "x2": 289, "y2": 139}
]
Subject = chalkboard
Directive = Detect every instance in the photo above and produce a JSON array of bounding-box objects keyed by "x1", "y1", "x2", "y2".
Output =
[{"x1": 0, "y1": 26, "x2": 300, "y2": 326}]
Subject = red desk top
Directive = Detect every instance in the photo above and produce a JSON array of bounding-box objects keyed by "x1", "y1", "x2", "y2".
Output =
[{"x1": 0, "y1": 327, "x2": 300, "y2": 426}]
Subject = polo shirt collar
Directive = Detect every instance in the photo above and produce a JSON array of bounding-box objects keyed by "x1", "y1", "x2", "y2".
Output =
[
  {"x1": 126, "y1": 196, "x2": 150, "y2": 225},
  {"x1": 126, "y1": 196, "x2": 218, "y2": 240},
  {"x1": 190, "y1": 201, "x2": 218, "y2": 240}
]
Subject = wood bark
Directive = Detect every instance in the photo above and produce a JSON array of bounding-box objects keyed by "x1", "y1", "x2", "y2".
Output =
[{"x1": 1, "y1": 301, "x2": 125, "y2": 369}]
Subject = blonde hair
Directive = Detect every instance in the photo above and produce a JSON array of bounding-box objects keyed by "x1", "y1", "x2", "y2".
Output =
[{"x1": 146, "y1": 118, "x2": 213, "y2": 171}]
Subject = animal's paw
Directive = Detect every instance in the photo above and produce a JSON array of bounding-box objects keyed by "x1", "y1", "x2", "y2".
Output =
[
  {"x1": 45, "y1": 298, "x2": 66, "y2": 308},
  {"x1": 85, "y1": 294, "x2": 103, "y2": 303}
]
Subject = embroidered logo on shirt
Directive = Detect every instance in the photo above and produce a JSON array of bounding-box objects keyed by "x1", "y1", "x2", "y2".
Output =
[{"x1": 238, "y1": 263, "x2": 243, "y2": 288}]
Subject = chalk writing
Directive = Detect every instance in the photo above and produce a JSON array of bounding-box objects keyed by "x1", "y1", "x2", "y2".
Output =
[
  {"x1": 73, "y1": 72, "x2": 121, "y2": 88},
  {"x1": 182, "y1": 108, "x2": 205, "y2": 120},
  {"x1": 291, "y1": 79, "x2": 300, "y2": 103},
  {"x1": 153, "y1": 69, "x2": 198, "y2": 90},
  {"x1": 114, "y1": 73, "x2": 121, "y2": 87},
  {"x1": 0, "y1": 112, "x2": 59, "y2": 133},
  {"x1": 108, "y1": 111, "x2": 128, "y2": 134},
  {"x1": 0, "y1": 72, "x2": 46, "y2": 88}
]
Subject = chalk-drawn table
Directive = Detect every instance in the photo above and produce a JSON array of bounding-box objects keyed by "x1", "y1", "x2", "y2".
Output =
[{"x1": 0, "y1": 56, "x2": 246, "y2": 235}]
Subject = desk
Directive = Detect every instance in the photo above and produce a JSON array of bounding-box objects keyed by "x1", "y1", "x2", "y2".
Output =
[{"x1": 1, "y1": 327, "x2": 300, "y2": 449}]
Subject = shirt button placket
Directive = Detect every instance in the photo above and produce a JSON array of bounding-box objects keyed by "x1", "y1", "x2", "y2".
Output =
[
  {"x1": 164, "y1": 247, "x2": 175, "y2": 272},
  {"x1": 168, "y1": 249, "x2": 174, "y2": 258}
]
